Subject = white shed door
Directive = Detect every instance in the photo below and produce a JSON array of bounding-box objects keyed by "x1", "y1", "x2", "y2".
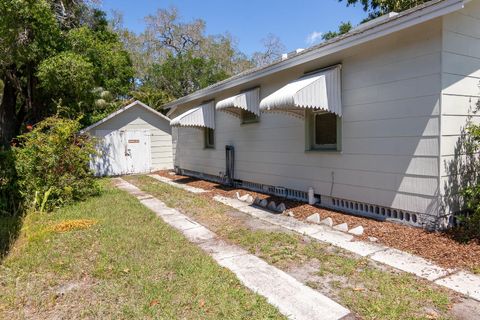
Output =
[
  {"x1": 92, "y1": 129, "x2": 151, "y2": 176},
  {"x1": 125, "y1": 130, "x2": 151, "y2": 174}
]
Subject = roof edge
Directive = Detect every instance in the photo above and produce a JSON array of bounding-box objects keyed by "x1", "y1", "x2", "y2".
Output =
[
  {"x1": 80, "y1": 100, "x2": 171, "y2": 134},
  {"x1": 163, "y1": 0, "x2": 465, "y2": 114}
]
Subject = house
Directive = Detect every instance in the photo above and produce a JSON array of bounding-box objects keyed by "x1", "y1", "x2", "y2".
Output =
[
  {"x1": 164, "y1": 0, "x2": 480, "y2": 229},
  {"x1": 82, "y1": 100, "x2": 173, "y2": 176}
]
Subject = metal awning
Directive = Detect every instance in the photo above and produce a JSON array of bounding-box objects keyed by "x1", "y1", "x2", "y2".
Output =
[
  {"x1": 170, "y1": 101, "x2": 215, "y2": 129},
  {"x1": 216, "y1": 88, "x2": 260, "y2": 117},
  {"x1": 259, "y1": 65, "x2": 342, "y2": 118}
]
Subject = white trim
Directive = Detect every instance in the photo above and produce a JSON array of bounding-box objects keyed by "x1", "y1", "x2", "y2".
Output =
[
  {"x1": 170, "y1": 101, "x2": 215, "y2": 129},
  {"x1": 259, "y1": 66, "x2": 342, "y2": 116},
  {"x1": 80, "y1": 100, "x2": 171, "y2": 134},
  {"x1": 164, "y1": 0, "x2": 465, "y2": 114},
  {"x1": 216, "y1": 88, "x2": 260, "y2": 117}
]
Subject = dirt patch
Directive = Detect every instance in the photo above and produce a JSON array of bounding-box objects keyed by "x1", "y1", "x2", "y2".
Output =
[
  {"x1": 155, "y1": 170, "x2": 480, "y2": 273},
  {"x1": 451, "y1": 298, "x2": 480, "y2": 320}
]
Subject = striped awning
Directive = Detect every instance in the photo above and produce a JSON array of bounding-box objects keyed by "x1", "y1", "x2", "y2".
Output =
[
  {"x1": 259, "y1": 65, "x2": 342, "y2": 118},
  {"x1": 170, "y1": 101, "x2": 215, "y2": 129},
  {"x1": 216, "y1": 88, "x2": 260, "y2": 117}
]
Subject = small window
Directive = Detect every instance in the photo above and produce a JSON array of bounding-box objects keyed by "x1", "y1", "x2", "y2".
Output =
[
  {"x1": 204, "y1": 127, "x2": 215, "y2": 148},
  {"x1": 306, "y1": 111, "x2": 341, "y2": 151},
  {"x1": 241, "y1": 110, "x2": 259, "y2": 124}
]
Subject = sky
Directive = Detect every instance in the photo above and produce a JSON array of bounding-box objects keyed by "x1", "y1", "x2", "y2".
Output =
[{"x1": 99, "y1": 0, "x2": 367, "y2": 55}]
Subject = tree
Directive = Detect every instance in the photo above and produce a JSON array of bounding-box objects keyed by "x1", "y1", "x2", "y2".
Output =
[
  {"x1": 144, "y1": 52, "x2": 229, "y2": 99},
  {"x1": 322, "y1": 22, "x2": 353, "y2": 41},
  {"x1": 340, "y1": 0, "x2": 428, "y2": 20},
  {"x1": 0, "y1": 0, "x2": 63, "y2": 147},
  {"x1": 251, "y1": 33, "x2": 286, "y2": 67},
  {"x1": 37, "y1": 52, "x2": 96, "y2": 116},
  {"x1": 113, "y1": 6, "x2": 253, "y2": 107},
  {"x1": 0, "y1": 0, "x2": 134, "y2": 147}
]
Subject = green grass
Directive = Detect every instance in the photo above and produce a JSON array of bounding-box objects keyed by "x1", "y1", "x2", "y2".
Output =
[
  {"x1": 0, "y1": 215, "x2": 22, "y2": 259},
  {"x1": 125, "y1": 175, "x2": 455, "y2": 320},
  {"x1": 0, "y1": 180, "x2": 284, "y2": 319}
]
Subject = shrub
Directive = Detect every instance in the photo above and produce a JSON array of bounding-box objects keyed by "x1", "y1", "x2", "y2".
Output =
[
  {"x1": 13, "y1": 116, "x2": 100, "y2": 211},
  {"x1": 0, "y1": 150, "x2": 22, "y2": 216},
  {"x1": 457, "y1": 112, "x2": 480, "y2": 241}
]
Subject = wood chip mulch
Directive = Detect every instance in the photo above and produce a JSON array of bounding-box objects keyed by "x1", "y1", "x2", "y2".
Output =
[{"x1": 154, "y1": 170, "x2": 480, "y2": 273}]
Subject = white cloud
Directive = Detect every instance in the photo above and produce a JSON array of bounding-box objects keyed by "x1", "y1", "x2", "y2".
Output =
[{"x1": 306, "y1": 31, "x2": 323, "y2": 45}]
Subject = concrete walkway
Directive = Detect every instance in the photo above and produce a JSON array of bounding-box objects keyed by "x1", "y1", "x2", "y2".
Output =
[
  {"x1": 148, "y1": 174, "x2": 480, "y2": 302},
  {"x1": 115, "y1": 178, "x2": 351, "y2": 320}
]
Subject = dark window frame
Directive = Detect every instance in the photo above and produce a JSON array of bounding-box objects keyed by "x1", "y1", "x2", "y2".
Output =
[
  {"x1": 305, "y1": 110, "x2": 342, "y2": 152},
  {"x1": 204, "y1": 127, "x2": 215, "y2": 149},
  {"x1": 240, "y1": 110, "x2": 260, "y2": 124}
]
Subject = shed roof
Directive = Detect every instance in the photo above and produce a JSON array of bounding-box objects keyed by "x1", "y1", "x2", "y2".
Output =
[{"x1": 80, "y1": 100, "x2": 170, "y2": 134}]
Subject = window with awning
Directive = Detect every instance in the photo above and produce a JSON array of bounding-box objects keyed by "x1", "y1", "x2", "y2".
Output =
[
  {"x1": 170, "y1": 101, "x2": 215, "y2": 129},
  {"x1": 259, "y1": 65, "x2": 342, "y2": 119},
  {"x1": 215, "y1": 88, "x2": 260, "y2": 118}
]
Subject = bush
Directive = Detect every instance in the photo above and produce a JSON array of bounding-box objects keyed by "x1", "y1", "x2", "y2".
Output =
[
  {"x1": 13, "y1": 116, "x2": 100, "y2": 211},
  {"x1": 457, "y1": 113, "x2": 480, "y2": 241},
  {"x1": 0, "y1": 150, "x2": 22, "y2": 216}
]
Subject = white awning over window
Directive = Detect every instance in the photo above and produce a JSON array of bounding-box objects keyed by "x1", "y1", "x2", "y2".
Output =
[
  {"x1": 259, "y1": 65, "x2": 342, "y2": 118},
  {"x1": 170, "y1": 101, "x2": 215, "y2": 129},
  {"x1": 216, "y1": 88, "x2": 260, "y2": 117}
]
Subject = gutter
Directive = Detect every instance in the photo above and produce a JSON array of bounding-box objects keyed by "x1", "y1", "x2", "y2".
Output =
[{"x1": 164, "y1": 0, "x2": 465, "y2": 115}]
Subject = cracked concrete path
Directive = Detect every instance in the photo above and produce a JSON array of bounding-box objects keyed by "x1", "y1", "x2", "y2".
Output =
[{"x1": 114, "y1": 178, "x2": 351, "y2": 320}]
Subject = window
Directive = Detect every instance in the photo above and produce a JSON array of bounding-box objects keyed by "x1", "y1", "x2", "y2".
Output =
[
  {"x1": 306, "y1": 111, "x2": 341, "y2": 151},
  {"x1": 204, "y1": 127, "x2": 215, "y2": 148},
  {"x1": 241, "y1": 110, "x2": 259, "y2": 124}
]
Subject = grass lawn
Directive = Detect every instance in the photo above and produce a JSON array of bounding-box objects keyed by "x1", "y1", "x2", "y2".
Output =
[
  {"x1": 0, "y1": 180, "x2": 284, "y2": 319},
  {"x1": 125, "y1": 175, "x2": 458, "y2": 320}
]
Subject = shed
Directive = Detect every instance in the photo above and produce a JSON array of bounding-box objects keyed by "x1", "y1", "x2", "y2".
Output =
[{"x1": 82, "y1": 100, "x2": 173, "y2": 176}]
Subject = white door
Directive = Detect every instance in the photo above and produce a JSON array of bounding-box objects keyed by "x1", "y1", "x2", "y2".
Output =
[
  {"x1": 93, "y1": 130, "x2": 128, "y2": 176},
  {"x1": 124, "y1": 130, "x2": 151, "y2": 174}
]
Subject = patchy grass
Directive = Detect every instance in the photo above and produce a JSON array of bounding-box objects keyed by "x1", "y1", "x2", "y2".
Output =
[
  {"x1": 125, "y1": 175, "x2": 456, "y2": 320},
  {"x1": 0, "y1": 215, "x2": 22, "y2": 259},
  {"x1": 0, "y1": 180, "x2": 284, "y2": 319}
]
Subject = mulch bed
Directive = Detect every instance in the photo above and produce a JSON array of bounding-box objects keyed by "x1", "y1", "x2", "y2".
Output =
[{"x1": 154, "y1": 170, "x2": 480, "y2": 273}]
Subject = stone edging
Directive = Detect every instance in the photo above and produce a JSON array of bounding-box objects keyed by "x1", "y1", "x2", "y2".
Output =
[{"x1": 148, "y1": 174, "x2": 480, "y2": 301}]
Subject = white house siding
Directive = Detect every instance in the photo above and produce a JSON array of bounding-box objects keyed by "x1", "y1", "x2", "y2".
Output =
[
  {"x1": 440, "y1": 1, "x2": 480, "y2": 219},
  {"x1": 92, "y1": 106, "x2": 173, "y2": 171},
  {"x1": 173, "y1": 19, "x2": 443, "y2": 228}
]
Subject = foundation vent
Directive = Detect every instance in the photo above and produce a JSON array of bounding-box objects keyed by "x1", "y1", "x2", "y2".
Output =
[
  {"x1": 176, "y1": 168, "x2": 420, "y2": 227},
  {"x1": 326, "y1": 196, "x2": 419, "y2": 226}
]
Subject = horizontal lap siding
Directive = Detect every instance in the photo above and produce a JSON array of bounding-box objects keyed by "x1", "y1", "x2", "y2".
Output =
[
  {"x1": 441, "y1": 0, "x2": 480, "y2": 207},
  {"x1": 174, "y1": 19, "x2": 443, "y2": 215},
  {"x1": 94, "y1": 107, "x2": 173, "y2": 170}
]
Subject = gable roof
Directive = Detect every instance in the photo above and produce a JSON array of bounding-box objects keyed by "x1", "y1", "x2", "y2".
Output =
[
  {"x1": 81, "y1": 100, "x2": 170, "y2": 134},
  {"x1": 165, "y1": 0, "x2": 466, "y2": 117}
]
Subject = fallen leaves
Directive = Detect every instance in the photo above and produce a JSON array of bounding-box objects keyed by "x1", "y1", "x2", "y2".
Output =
[
  {"x1": 154, "y1": 170, "x2": 480, "y2": 273},
  {"x1": 49, "y1": 219, "x2": 97, "y2": 233}
]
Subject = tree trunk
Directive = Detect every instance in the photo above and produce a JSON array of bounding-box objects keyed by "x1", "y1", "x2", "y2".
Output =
[{"x1": 0, "y1": 72, "x2": 18, "y2": 148}]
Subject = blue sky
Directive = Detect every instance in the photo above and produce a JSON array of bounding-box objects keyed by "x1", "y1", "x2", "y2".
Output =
[{"x1": 99, "y1": 0, "x2": 367, "y2": 55}]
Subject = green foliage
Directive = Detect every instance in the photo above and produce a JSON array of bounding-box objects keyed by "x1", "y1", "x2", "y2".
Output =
[
  {"x1": 322, "y1": 22, "x2": 353, "y2": 41},
  {"x1": 13, "y1": 117, "x2": 100, "y2": 211},
  {"x1": 0, "y1": 1, "x2": 134, "y2": 147},
  {"x1": 145, "y1": 52, "x2": 229, "y2": 99},
  {"x1": 67, "y1": 27, "x2": 134, "y2": 96},
  {"x1": 0, "y1": 0, "x2": 61, "y2": 68},
  {"x1": 130, "y1": 87, "x2": 172, "y2": 111},
  {"x1": 0, "y1": 151, "x2": 22, "y2": 216},
  {"x1": 37, "y1": 52, "x2": 96, "y2": 113},
  {"x1": 457, "y1": 118, "x2": 480, "y2": 241},
  {"x1": 340, "y1": 0, "x2": 428, "y2": 20}
]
